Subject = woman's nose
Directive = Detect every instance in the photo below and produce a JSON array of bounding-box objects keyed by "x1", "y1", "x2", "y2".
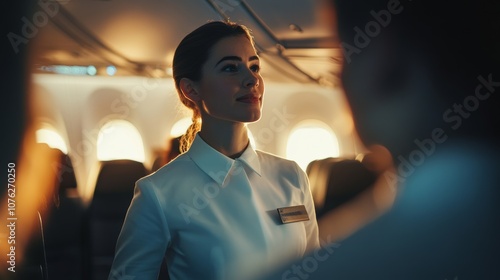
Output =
[{"x1": 243, "y1": 70, "x2": 259, "y2": 88}]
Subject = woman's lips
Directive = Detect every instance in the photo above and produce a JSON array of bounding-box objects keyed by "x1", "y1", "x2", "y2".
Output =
[{"x1": 236, "y1": 94, "x2": 261, "y2": 104}]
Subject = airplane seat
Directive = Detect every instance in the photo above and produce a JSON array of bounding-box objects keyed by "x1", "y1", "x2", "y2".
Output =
[
  {"x1": 305, "y1": 159, "x2": 320, "y2": 195},
  {"x1": 306, "y1": 159, "x2": 323, "y2": 213},
  {"x1": 152, "y1": 136, "x2": 182, "y2": 172},
  {"x1": 43, "y1": 152, "x2": 86, "y2": 280},
  {"x1": 307, "y1": 157, "x2": 347, "y2": 218},
  {"x1": 85, "y1": 159, "x2": 148, "y2": 280},
  {"x1": 15, "y1": 211, "x2": 49, "y2": 280},
  {"x1": 320, "y1": 159, "x2": 377, "y2": 217},
  {"x1": 151, "y1": 152, "x2": 167, "y2": 172}
]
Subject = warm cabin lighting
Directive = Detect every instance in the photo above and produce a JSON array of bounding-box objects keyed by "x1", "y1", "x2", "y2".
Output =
[
  {"x1": 170, "y1": 117, "x2": 192, "y2": 137},
  {"x1": 97, "y1": 120, "x2": 145, "y2": 162},
  {"x1": 247, "y1": 128, "x2": 256, "y2": 149},
  {"x1": 36, "y1": 128, "x2": 68, "y2": 154},
  {"x1": 165, "y1": 67, "x2": 173, "y2": 77},
  {"x1": 286, "y1": 120, "x2": 340, "y2": 170}
]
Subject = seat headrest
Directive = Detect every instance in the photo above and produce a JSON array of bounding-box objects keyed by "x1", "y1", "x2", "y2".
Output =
[
  {"x1": 94, "y1": 160, "x2": 148, "y2": 194},
  {"x1": 57, "y1": 154, "x2": 77, "y2": 190}
]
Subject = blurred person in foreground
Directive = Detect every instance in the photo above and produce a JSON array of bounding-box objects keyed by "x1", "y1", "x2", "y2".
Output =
[
  {"x1": 255, "y1": 0, "x2": 500, "y2": 279},
  {"x1": 2, "y1": 1, "x2": 63, "y2": 279}
]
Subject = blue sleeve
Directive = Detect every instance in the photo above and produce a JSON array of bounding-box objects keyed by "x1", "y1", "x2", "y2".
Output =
[{"x1": 109, "y1": 177, "x2": 170, "y2": 280}]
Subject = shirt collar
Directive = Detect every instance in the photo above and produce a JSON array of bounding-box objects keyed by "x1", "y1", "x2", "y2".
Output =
[
  {"x1": 238, "y1": 141, "x2": 261, "y2": 176},
  {"x1": 187, "y1": 134, "x2": 261, "y2": 186}
]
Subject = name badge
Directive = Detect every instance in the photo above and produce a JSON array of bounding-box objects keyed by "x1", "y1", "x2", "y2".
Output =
[{"x1": 277, "y1": 205, "x2": 309, "y2": 224}]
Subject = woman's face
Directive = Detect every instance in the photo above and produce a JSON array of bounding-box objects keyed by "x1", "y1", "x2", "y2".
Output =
[{"x1": 194, "y1": 35, "x2": 264, "y2": 125}]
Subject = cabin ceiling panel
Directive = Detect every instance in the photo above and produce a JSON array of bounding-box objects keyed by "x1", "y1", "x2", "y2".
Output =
[{"x1": 31, "y1": 0, "x2": 341, "y2": 86}]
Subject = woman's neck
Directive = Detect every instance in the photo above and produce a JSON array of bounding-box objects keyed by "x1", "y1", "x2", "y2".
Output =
[{"x1": 198, "y1": 121, "x2": 249, "y2": 159}]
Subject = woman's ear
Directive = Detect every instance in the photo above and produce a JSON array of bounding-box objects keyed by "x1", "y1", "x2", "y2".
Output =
[{"x1": 179, "y1": 78, "x2": 201, "y2": 102}]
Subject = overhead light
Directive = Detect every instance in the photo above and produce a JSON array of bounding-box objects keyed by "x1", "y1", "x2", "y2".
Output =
[
  {"x1": 106, "y1": 65, "x2": 117, "y2": 76},
  {"x1": 38, "y1": 65, "x2": 97, "y2": 76},
  {"x1": 86, "y1": 65, "x2": 97, "y2": 76}
]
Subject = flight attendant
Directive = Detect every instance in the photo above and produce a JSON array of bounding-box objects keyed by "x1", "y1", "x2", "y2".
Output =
[{"x1": 109, "y1": 20, "x2": 319, "y2": 280}]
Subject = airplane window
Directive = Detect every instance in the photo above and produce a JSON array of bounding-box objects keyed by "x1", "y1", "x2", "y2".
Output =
[
  {"x1": 36, "y1": 127, "x2": 68, "y2": 154},
  {"x1": 97, "y1": 120, "x2": 145, "y2": 162},
  {"x1": 170, "y1": 117, "x2": 192, "y2": 137},
  {"x1": 286, "y1": 120, "x2": 340, "y2": 171}
]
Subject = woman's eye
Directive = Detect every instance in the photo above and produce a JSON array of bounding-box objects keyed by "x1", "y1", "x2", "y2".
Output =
[
  {"x1": 221, "y1": 63, "x2": 260, "y2": 73},
  {"x1": 222, "y1": 64, "x2": 238, "y2": 72},
  {"x1": 250, "y1": 64, "x2": 260, "y2": 73}
]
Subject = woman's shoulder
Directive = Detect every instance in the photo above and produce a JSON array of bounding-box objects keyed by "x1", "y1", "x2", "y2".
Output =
[
  {"x1": 140, "y1": 153, "x2": 195, "y2": 187},
  {"x1": 256, "y1": 149, "x2": 298, "y2": 166},
  {"x1": 255, "y1": 149, "x2": 305, "y2": 177}
]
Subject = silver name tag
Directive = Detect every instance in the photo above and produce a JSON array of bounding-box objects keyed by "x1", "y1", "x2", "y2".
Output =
[{"x1": 277, "y1": 205, "x2": 309, "y2": 224}]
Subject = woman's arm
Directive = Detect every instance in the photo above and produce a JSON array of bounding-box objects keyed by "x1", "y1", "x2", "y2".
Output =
[{"x1": 109, "y1": 177, "x2": 171, "y2": 280}]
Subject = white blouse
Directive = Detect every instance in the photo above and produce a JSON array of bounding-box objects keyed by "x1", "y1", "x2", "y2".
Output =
[{"x1": 109, "y1": 134, "x2": 319, "y2": 280}]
